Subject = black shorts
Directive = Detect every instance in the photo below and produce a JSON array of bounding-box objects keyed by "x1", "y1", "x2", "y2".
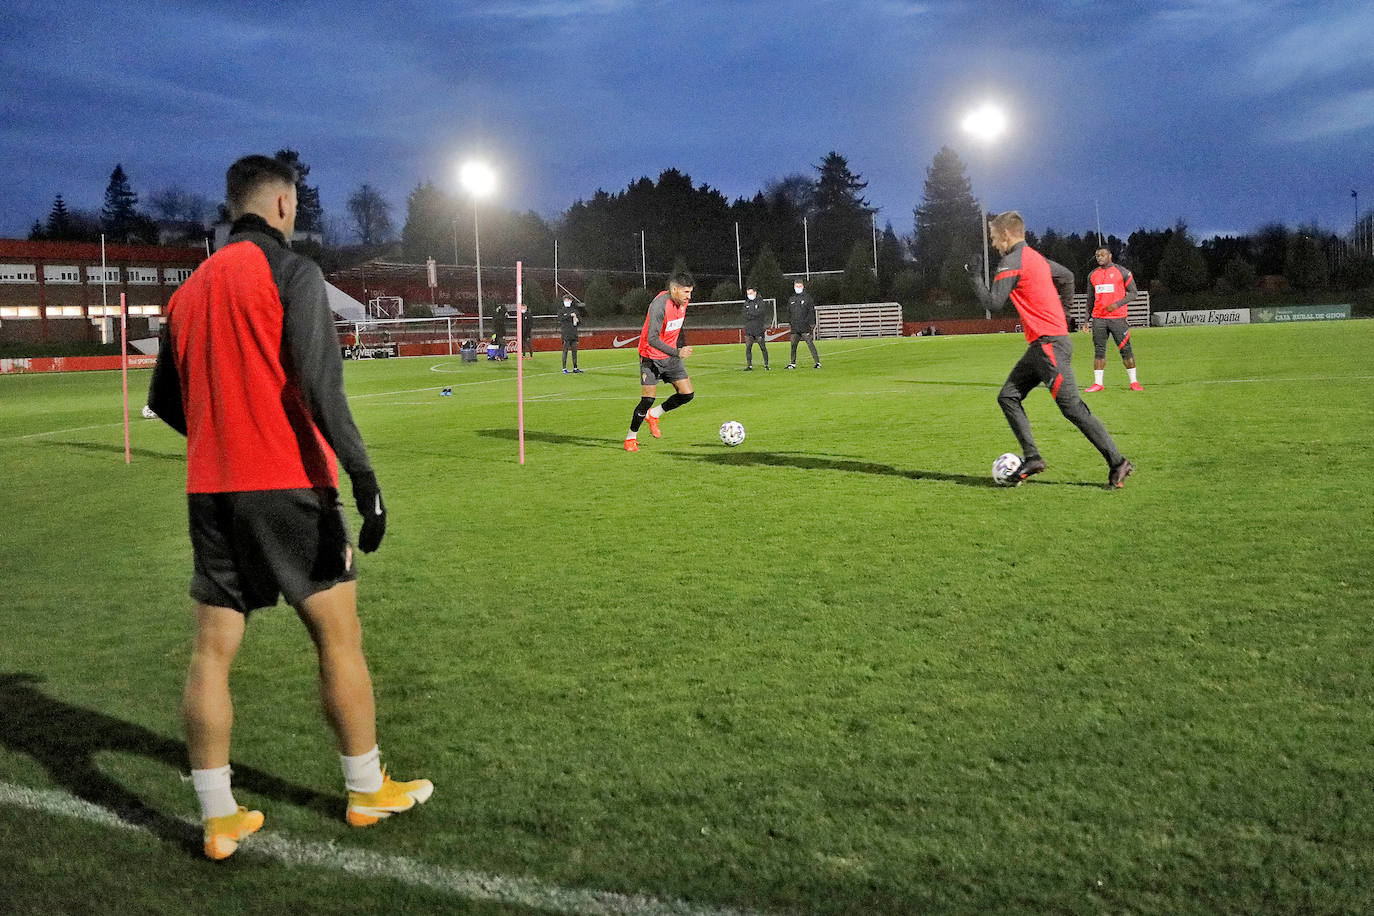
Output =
[
  {"x1": 1092, "y1": 317, "x2": 1134, "y2": 359},
  {"x1": 188, "y1": 488, "x2": 356, "y2": 613},
  {"x1": 561, "y1": 335, "x2": 579, "y2": 347},
  {"x1": 640, "y1": 355, "x2": 688, "y2": 385}
]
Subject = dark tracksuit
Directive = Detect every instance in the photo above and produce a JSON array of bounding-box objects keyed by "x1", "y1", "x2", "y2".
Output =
[
  {"x1": 559, "y1": 302, "x2": 581, "y2": 369},
  {"x1": 974, "y1": 242, "x2": 1123, "y2": 468},
  {"x1": 742, "y1": 296, "x2": 769, "y2": 368},
  {"x1": 786, "y1": 290, "x2": 820, "y2": 365},
  {"x1": 491, "y1": 305, "x2": 508, "y2": 355},
  {"x1": 518, "y1": 307, "x2": 533, "y2": 356}
]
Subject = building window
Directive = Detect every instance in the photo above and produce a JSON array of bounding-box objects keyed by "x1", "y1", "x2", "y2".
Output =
[
  {"x1": 163, "y1": 267, "x2": 194, "y2": 285},
  {"x1": 0, "y1": 306, "x2": 41, "y2": 318},
  {"x1": 45, "y1": 306, "x2": 86, "y2": 317},
  {"x1": 0, "y1": 264, "x2": 38, "y2": 283},
  {"x1": 127, "y1": 267, "x2": 160, "y2": 285},
  {"x1": 86, "y1": 266, "x2": 121, "y2": 284},
  {"x1": 43, "y1": 265, "x2": 81, "y2": 284}
]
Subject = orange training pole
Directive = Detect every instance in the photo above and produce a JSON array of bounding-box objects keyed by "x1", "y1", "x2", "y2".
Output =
[
  {"x1": 515, "y1": 261, "x2": 525, "y2": 465},
  {"x1": 120, "y1": 293, "x2": 130, "y2": 464}
]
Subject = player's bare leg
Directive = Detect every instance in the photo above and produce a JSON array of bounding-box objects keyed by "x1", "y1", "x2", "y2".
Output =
[
  {"x1": 183, "y1": 604, "x2": 247, "y2": 770},
  {"x1": 184, "y1": 603, "x2": 262, "y2": 859},
  {"x1": 295, "y1": 579, "x2": 376, "y2": 756}
]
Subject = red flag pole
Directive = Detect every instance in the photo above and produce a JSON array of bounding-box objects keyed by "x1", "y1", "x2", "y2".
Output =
[
  {"x1": 120, "y1": 292, "x2": 131, "y2": 464},
  {"x1": 515, "y1": 261, "x2": 525, "y2": 465}
]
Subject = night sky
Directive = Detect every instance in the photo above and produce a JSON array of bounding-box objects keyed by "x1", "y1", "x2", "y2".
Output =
[{"x1": 2, "y1": 0, "x2": 1370, "y2": 246}]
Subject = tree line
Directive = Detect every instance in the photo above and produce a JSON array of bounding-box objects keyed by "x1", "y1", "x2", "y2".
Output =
[{"x1": 26, "y1": 147, "x2": 1374, "y2": 319}]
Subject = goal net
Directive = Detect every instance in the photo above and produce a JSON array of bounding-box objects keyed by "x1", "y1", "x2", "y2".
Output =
[{"x1": 337, "y1": 316, "x2": 485, "y2": 358}]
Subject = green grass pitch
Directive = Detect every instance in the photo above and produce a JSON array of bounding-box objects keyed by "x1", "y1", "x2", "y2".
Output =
[{"x1": 1, "y1": 321, "x2": 1371, "y2": 913}]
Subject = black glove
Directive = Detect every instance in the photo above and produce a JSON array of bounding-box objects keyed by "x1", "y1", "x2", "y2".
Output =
[
  {"x1": 350, "y1": 470, "x2": 387, "y2": 553},
  {"x1": 963, "y1": 253, "x2": 984, "y2": 277}
]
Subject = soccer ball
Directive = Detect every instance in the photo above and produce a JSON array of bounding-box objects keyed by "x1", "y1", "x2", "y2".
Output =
[
  {"x1": 991, "y1": 452, "x2": 1022, "y2": 486},
  {"x1": 719, "y1": 420, "x2": 746, "y2": 447}
]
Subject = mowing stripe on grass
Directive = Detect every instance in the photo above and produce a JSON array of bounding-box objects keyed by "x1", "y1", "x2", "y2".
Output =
[{"x1": 0, "y1": 781, "x2": 767, "y2": 916}]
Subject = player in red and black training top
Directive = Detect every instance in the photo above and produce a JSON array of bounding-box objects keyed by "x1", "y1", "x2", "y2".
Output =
[
  {"x1": 147, "y1": 155, "x2": 430, "y2": 859},
  {"x1": 972, "y1": 211, "x2": 1134, "y2": 488},
  {"x1": 624, "y1": 272, "x2": 695, "y2": 451},
  {"x1": 1084, "y1": 247, "x2": 1143, "y2": 392}
]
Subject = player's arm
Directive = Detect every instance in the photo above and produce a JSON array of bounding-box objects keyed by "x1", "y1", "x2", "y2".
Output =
[
  {"x1": 280, "y1": 258, "x2": 386, "y2": 551},
  {"x1": 1048, "y1": 258, "x2": 1076, "y2": 322},
  {"x1": 972, "y1": 251, "x2": 1020, "y2": 311},
  {"x1": 147, "y1": 323, "x2": 186, "y2": 435},
  {"x1": 1122, "y1": 268, "x2": 1139, "y2": 300},
  {"x1": 644, "y1": 296, "x2": 680, "y2": 357}
]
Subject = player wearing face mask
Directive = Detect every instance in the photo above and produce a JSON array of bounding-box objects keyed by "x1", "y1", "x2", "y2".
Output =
[{"x1": 741, "y1": 286, "x2": 769, "y2": 370}]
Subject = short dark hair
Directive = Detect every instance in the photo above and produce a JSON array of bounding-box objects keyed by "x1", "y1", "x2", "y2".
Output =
[
  {"x1": 667, "y1": 271, "x2": 695, "y2": 289},
  {"x1": 226, "y1": 155, "x2": 298, "y2": 218}
]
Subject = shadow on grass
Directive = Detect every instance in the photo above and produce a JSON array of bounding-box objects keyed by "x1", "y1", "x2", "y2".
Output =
[
  {"x1": 38, "y1": 439, "x2": 184, "y2": 462},
  {"x1": 667, "y1": 448, "x2": 1106, "y2": 489},
  {"x1": 476, "y1": 427, "x2": 623, "y2": 449},
  {"x1": 0, "y1": 672, "x2": 337, "y2": 856}
]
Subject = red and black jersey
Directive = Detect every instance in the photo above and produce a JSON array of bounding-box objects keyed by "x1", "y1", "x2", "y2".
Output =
[
  {"x1": 1089, "y1": 264, "x2": 1138, "y2": 319},
  {"x1": 149, "y1": 215, "x2": 372, "y2": 494},
  {"x1": 978, "y1": 242, "x2": 1075, "y2": 342},
  {"x1": 638, "y1": 290, "x2": 687, "y2": 359}
]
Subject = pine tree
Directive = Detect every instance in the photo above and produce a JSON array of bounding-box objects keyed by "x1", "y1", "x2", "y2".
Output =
[
  {"x1": 101, "y1": 164, "x2": 140, "y2": 242},
  {"x1": 1284, "y1": 228, "x2": 1329, "y2": 291},
  {"x1": 746, "y1": 245, "x2": 788, "y2": 305},
  {"x1": 273, "y1": 149, "x2": 324, "y2": 234},
  {"x1": 841, "y1": 241, "x2": 879, "y2": 303},
  {"x1": 811, "y1": 152, "x2": 873, "y2": 271},
  {"x1": 46, "y1": 194, "x2": 73, "y2": 239},
  {"x1": 1157, "y1": 221, "x2": 1210, "y2": 293},
  {"x1": 913, "y1": 146, "x2": 981, "y2": 289},
  {"x1": 401, "y1": 181, "x2": 455, "y2": 262}
]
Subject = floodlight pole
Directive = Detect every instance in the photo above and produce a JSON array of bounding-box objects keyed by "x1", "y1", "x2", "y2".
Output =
[
  {"x1": 474, "y1": 203, "x2": 484, "y2": 339},
  {"x1": 871, "y1": 213, "x2": 878, "y2": 277},
  {"x1": 640, "y1": 230, "x2": 647, "y2": 287},
  {"x1": 980, "y1": 202, "x2": 991, "y2": 320},
  {"x1": 735, "y1": 221, "x2": 743, "y2": 289},
  {"x1": 803, "y1": 217, "x2": 810, "y2": 279}
]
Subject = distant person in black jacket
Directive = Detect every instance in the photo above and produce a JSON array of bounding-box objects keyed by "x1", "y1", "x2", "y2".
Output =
[
  {"x1": 786, "y1": 280, "x2": 820, "y2": 369},
  {"x1": 490, "y1": 303, "x2": 508, "y2": 359},
  {"x1": 741, "y1": 286, "x2": 769, "y2": 370},
  {"x1": 558, "y1": 296, "x2": 583, "y2": 373},
  {"x1": 518, "y1": 301, "x2": 533, "y2": 358}
]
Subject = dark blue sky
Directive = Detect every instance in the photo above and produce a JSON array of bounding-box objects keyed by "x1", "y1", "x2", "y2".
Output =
[{"x1": 2, "y1": 0, "x2": 1370, "y2": 247}]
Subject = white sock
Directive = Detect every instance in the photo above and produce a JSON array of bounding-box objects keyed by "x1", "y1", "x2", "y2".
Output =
[
  {"x1": 626, "y1": 429, "x2": 637, "y2": 440},
  {"x1": 1093, "y1": 369, "x2": 1105, "y2": 386},
  {"x1": 1127, "y1": 367, "x2": 1138, "y2": 383},
  {"x1": 648, "y1": 405, "x2": 664, "y2": 419},
  {"x1": 191, "y1": 765, "x2": 237, "y2": 819},
  {"x1": 341, "y1": 746, "x2": 384, "y2": 793}
]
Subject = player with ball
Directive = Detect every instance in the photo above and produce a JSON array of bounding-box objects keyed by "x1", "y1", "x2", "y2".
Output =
[
  {"x1": 972, "y1": 211, "x2": 1134, "y2": 489},
  {"x1": 624, "y1": 272, "x2": 697, "y2": 451}
]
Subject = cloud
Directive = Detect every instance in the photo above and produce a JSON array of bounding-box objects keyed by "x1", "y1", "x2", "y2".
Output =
[
  {"x1": 1242, "y1": 6, "x2": 1374, "y2": 90},
  {"x1": 473, "y1": 0, "x2": 632, "y2": 18},
  {"x1": 1282, "y1": 88, "x2": 1374, "y2": 141}
]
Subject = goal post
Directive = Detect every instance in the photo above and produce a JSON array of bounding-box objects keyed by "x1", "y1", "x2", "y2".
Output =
[{"x1": 337, "y1": 316, "x2": 485, "y2": 358}]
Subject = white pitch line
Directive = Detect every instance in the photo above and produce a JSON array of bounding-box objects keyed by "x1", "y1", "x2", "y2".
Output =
[{"x1": 0, "y1": 781, "x2": 767, "y2": 916}]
